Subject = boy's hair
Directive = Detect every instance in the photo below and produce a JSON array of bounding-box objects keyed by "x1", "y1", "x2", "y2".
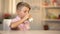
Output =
[{"x1": 16, "y1": 2, "x2": 31, "y2": 10}]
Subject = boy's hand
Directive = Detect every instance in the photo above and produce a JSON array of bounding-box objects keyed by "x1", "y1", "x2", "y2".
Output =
[{"x1": 23, "y1": 13, "x2": 31, "y2": 21}]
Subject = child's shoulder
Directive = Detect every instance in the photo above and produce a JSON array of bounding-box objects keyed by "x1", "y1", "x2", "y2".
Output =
[{"x1": 11, "y1": 16, "x2": 21, "y2": 22}]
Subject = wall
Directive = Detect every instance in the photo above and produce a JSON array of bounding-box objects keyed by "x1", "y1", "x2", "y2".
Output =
[{"x1": 0, "y1": 0, "x2": 3, "y2": 30}]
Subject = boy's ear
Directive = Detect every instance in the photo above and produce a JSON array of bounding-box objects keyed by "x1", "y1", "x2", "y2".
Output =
[
  {"x1": 16, "y1": 10, "x2": 18, "y2": 12},
  {"x1": 16, "y1": 10, "x2": 21, "y2": 14},
  {"x1": 16, "y1": 10, "x2": 19, "y2": 13},
  {"x1": 16, "y1": 10, "x2": 19, "y2": 12}
]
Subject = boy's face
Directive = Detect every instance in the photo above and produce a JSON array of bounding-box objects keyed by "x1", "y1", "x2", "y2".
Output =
[{"x1": 17, "y1": 6, "x2": 30, "y2": 18}]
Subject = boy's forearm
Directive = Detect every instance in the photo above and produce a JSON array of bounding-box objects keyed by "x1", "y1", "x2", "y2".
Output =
[
  {"x1": 10, "y1": 14, "x2": 30, "y2": 28},
  {"x1": 10, "y1": 18, "x2": 27, "y2": 28}
]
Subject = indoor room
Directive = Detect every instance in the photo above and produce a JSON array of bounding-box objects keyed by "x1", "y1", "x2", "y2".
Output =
[{"x1": 0, "y1": 0, "x2": 60, "y2": 34}]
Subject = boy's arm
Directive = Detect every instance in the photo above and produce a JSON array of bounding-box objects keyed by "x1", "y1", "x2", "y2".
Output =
[{"x1": 10, "y1": 14, "x2": 30, "y2": 28}]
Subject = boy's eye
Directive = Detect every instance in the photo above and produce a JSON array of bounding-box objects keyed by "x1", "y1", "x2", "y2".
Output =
[
  {"x1": 24, "y1": 11, "x2": 29, "y2": 13},
  {"x1": 24, "y1": 11, "x2": 26, "y2": 13},
  {"x1": 24, "y1": 10, "x2": 29, "y2": 13}
]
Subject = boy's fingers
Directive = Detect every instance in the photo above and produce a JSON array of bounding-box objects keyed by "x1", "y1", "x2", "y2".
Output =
[{"x1": 29, "y1": 15, "x2": 31, "y2": 17}]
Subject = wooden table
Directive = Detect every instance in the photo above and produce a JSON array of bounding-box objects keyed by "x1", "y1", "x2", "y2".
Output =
[{"x1": 0, "y1": 30, "x2": 60, "y2": 34}]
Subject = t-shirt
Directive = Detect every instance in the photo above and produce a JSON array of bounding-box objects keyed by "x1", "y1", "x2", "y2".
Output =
[{"x1": 11, "y1": 16, "x2": 30, "y2": 30}]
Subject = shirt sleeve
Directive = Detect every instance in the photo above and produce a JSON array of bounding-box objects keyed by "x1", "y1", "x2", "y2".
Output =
[
  {"x1": 11, "y1": 16, "x2": 21, "y2": 23},
  {"x1": 11, "y1": 18, "x2": 18, "y2": 23},
  {"x1": 10, "y1": 16, "x2": 20, "y2": 28}
]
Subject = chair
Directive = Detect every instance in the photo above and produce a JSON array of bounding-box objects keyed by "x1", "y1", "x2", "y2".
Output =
[{"x1": 3, "y1": 19, "x2": 11, "y2": 30}]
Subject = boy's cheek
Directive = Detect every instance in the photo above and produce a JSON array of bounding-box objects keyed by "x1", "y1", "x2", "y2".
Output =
[{"x1": 21, "y1": 14, "x2": 26, "y2": 17}]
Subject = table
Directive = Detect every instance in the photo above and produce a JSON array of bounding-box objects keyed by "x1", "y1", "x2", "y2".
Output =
[{"x1": 0, "y1": 30, "x2": 60, "y2": 34}]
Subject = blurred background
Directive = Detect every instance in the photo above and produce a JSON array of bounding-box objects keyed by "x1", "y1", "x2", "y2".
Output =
[{"x1": 0, "y1": 0, "x2": 60, "y2": 30}]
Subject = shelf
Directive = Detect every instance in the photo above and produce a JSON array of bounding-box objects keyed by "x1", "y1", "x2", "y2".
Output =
[
  {"x1": 43, "y1": 19, "x2": 60, "y2": 21},
  {"x1": 43, "y1": 19, "x2": 60, "y2": 23},
  {"x1": 43, "y1": 6, "x2": 60, "y2": 8}
]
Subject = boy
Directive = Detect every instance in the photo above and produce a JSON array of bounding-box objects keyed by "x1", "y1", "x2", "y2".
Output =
[{"x1": 10, "y1": 2, "x2": 32, "y2": 30}]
